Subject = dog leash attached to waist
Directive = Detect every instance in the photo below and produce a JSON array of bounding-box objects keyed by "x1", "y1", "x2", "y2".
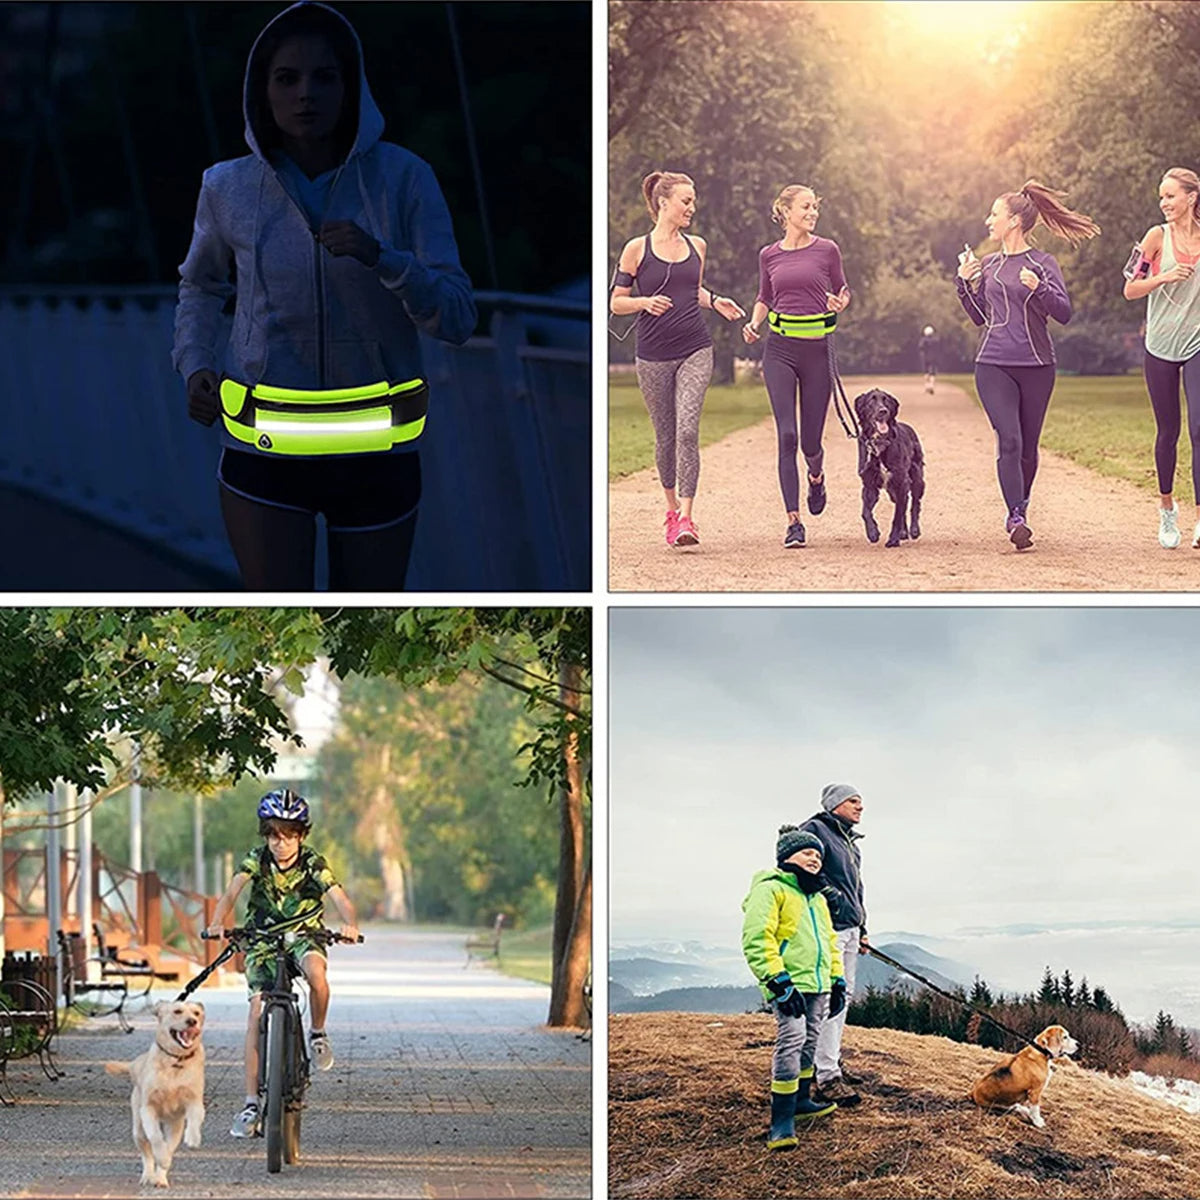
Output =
[
  {"x1": 765, "y1": 309, "x2": 859, "y2": 439},
  {"x1": 865, "y1": 946, "x2": 1053, "y2": 1057},
  {"x1": 220, "y1": 377, "x2": 428, "y2": 456}
]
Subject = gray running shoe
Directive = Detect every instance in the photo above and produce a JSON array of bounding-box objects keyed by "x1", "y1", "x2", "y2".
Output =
[
  {"x1": 784, "y1": 520, "x2": 806, "y2": 549},
  {"x1": 230, "y1": 1101, "x2": 260, "y2": 1138}
]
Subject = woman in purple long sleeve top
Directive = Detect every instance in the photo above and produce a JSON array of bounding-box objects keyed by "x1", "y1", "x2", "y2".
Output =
[{"x1": 956, "y1": 180, "x2": 1099, "y2": 550}]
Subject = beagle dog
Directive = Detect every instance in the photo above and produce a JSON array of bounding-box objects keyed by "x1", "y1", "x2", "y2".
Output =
[{"x1": 970, "y1": 1024, "x2": 1077, "y2": 1128}]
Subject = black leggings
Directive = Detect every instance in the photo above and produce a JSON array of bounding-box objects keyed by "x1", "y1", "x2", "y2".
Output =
[
  {"x1": 218, "y1": 449, "x2": 421, "y2": 591},
  {"x1": 762, "y1": 333, "x2": 831, "y2": 513},
  {"x1": 974, "y1": 363, "x2": 1056, "y2": 513},
  {"x1": 1144, "y1": 348, "x2": 1200, "y2": 501}
]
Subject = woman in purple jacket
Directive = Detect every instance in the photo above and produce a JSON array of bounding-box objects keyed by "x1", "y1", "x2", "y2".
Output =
[
  {"x1": 956, "y1": 181, "x2": 1099, "y2": 550},
  {"x1": 743, "y1": 184, "x2": 850, "y2": 549},
  {"x1": 610, "y1": 171, "x2": 745, "y2": 549}
]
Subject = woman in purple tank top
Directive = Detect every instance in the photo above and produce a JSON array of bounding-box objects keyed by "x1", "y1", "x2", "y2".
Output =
[{"x1": 611, "y1": 171, "x2": 745, "y2": 548}]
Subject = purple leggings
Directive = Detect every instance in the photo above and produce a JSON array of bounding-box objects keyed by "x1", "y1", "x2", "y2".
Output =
[
  {"x1": 1144, "y1": 348, "x2": 1200, "y2": 501},
  {"x1": 974, "y1": 363, "x2": 1056, "y2": 513}
]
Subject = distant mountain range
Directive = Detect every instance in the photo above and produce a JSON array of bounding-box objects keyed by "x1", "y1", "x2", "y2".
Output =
[{"x1": 609, "y1": 940, "x2": 976, "y2": 1014}]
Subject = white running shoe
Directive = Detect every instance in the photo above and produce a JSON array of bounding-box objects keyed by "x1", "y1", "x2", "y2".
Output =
[
  {"x1": 1160, "y1": 503, "x2": 1181, "y2": 548},
  {"x1": 1191, "y1": 518, "x2": 1200, "y2": 550}
]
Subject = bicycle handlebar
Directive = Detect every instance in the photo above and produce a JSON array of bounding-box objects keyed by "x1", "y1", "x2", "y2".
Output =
[{"x1": 201, "y1": 926, "x2": 364, "y2": 945}]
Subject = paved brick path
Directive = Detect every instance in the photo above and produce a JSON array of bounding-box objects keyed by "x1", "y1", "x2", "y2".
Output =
[{"x1": 0, "y1": 926, "x2": 590, "y2": 1198}]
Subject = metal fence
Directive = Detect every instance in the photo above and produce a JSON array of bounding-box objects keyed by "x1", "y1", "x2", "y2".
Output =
[{"x1": 0, "y1": 287, "x2": 589, "y2": 590}]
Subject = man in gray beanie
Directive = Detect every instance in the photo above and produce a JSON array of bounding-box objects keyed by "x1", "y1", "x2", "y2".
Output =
[{"x1": 798, "y1": 783, "x2": 868, "y2": 1107}]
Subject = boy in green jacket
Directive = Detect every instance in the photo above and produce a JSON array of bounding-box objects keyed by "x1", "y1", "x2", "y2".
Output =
[{"x1": 742, "y1": 825, "x2": 847, "y2": 1149}]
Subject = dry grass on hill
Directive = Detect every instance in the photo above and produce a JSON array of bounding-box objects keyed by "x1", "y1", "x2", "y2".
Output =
[{"x1": 609, "y1": 1013, "x2": 1200, "y2": 1199}]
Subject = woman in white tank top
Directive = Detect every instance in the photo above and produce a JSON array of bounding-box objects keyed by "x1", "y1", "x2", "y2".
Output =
[{"x1": 1123, "y1": 168, "x2": 1200, "y2": 549}]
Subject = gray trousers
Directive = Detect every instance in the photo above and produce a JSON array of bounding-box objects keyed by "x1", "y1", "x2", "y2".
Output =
[
  {"x1": 772, "y1": 991, "x2": 829, "y2": 1082},
  {"x1": 815, "y1": 926, "x2": 860, "y2": 1084},
  {"x1": 634, "y1": 346, "x2": 713, "y2": 498}
]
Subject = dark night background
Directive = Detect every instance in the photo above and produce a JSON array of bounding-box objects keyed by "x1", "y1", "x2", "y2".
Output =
[{"x1": 0, "y1": 1, "x2": 590, "y2": 295}]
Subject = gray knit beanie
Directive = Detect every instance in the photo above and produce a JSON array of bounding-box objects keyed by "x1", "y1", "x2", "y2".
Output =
[
  {"x1": 776, "y1": 824, "x2": 824, "y2": 864},
  {"x1": 822, "y1": 783, "x2": 862, "y2": 813}
]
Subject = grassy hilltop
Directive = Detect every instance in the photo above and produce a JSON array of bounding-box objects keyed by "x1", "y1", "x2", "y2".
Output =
[{"x1": 610, "y1": 1013, "x2": 1200, "y2": 1199}]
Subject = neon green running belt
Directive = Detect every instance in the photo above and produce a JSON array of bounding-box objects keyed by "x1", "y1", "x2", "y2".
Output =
[
  {"x1": 220, "y1": 377, "x2": 428, "y2": 456},
  {"x1": 766, "y1": 310, "x2": 838, "y2": 339}
]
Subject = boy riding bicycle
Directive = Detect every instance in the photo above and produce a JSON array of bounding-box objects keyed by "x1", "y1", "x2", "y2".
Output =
[{"x1": 206, "y1": 788, "x2": 359, "y2": 1138}]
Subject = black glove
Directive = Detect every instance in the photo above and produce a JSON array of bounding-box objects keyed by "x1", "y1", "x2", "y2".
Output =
[
  {"x1": 766, "y1": 972, "x2": 806, "y2": 1018},
  {"x1": 829, "y1": 977, "x2": 847, "y2": 1018},
  {"x1": 187, "y1": 369, "x2": 220, "y2": 427}
]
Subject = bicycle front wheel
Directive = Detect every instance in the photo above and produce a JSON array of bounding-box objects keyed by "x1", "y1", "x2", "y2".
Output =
[{"x1": 264, "y1": 1007, "x2": 286, "y2": 1173}]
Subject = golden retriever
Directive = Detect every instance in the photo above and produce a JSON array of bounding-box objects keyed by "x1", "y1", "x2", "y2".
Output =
[
  {"x1": 106, "y1": 1000, "x2": 206, "y2": 1187},
  {"x1": 970, "y1": 1024, "x2": 1078, "y2": 1128}
]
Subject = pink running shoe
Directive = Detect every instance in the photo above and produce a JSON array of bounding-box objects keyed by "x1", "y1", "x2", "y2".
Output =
[
  {"x1": 674, "y1": 515, "x2": 700, "y2": 547},
  {"x1": 664, "y1": 509, "x2": 681, "y2": 546}
]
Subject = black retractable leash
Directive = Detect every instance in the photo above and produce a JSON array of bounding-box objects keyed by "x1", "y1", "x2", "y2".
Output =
[
  {"x1": 826, "y1": 331, "x2": 860, "y2": 440},
  {"x1": 866, "y1": 945, "x2": 1053, "y2": 1058}
]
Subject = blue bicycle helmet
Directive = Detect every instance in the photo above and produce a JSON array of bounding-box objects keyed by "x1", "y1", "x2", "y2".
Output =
[{"x1": 256, "y1": 788, "x2": 311, "y2": 828}]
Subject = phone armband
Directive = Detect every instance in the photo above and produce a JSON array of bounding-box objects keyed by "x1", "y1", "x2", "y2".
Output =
[{"x1": 1123, "y1": 244, "x2": 1151, "y2": 282}]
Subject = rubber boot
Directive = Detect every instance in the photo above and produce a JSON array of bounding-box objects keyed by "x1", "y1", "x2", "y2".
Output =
[
  {"x1": 795, "y1": 1067, "x2": 837, "y2": 1119},
  {"x1": 767, "y1": 1081, "x2": 799, "y2": 1150}
]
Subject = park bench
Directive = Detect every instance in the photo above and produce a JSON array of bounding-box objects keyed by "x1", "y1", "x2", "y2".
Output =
[
  {"x1": 91, "y1": 923, "x2": 180, "y2": 1002},
  {"x1": 0, "y1": 958, "x2": 62, "y2": 1105},
  {"x1": 464, "y1": 913, "x2": 506, "y2": 967},
  {"x1": 55, "y1": 929, "x2": 179, "y2": 1033}
]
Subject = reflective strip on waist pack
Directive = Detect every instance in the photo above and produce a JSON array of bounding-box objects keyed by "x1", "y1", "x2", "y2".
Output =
[
  {"x1": 219, "y1": 377, "x2": 428, "y2": 455},
  {"x1": 766, "y1": 310, "x2": 838, "y2": 339}
]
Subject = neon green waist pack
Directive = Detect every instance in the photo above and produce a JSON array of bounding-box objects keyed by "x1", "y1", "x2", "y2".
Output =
[
  {"x1": 220, "y1": 377, "x2": 429, "y2": 456},
  {"x1": 766, "y1": 310, "x2": 837, "y2": 339}
]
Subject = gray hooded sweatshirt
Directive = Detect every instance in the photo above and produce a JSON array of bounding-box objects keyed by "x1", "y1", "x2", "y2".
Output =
[{"x1": 172, "y1": 1, "x2": 477, "y2": 455}]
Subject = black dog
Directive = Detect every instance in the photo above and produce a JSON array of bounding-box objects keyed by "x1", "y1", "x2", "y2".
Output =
[{"x1": 853, "y1": 388, "x2": 925, "y2": 547}]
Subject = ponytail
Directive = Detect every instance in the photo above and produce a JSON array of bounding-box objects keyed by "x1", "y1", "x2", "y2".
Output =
[{"x1": 1004, "y1": 180, "x2": 1100, "y2": 247}]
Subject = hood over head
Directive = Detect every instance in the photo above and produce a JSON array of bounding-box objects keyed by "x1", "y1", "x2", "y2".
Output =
[{"x1": 243, "y1": 1, "x2": 384, "y2": 165}]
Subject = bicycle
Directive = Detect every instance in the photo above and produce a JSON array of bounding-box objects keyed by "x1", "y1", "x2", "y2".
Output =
[{"x1": 185, "y1": 919, "x2": 363, "y2": 1173}]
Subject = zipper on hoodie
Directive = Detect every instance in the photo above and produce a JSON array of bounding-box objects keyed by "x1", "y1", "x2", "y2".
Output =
[{"x1": 807, "y1": 895, "x2": 824, "y2": 987}]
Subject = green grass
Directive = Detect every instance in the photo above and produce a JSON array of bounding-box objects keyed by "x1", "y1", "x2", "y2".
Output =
[
  {"x1": 609, "y1": 377, "x2": 769, "y2": 480},
  {"x1": 497, "y1": 924, "x2": 552, "y2": 986},
  {"x1": 942, "y1": 371, "x2": 1182, "y2": 494},
  {"x1": 612, "y1": 370, "x2": 1183, "y2": 496}
]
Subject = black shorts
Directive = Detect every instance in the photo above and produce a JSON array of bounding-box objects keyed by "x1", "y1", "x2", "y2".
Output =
[{"x1": 218, "y1": 448, "x2": 422, "y2": 531}]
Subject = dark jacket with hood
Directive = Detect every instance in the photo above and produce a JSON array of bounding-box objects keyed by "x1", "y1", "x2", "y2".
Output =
[
  {"x1": 172, "y1": 2, "x2": 476, "y2": 454},
  {"x1": 798, "y1": 810, "x2": 866, "y2": 934}
]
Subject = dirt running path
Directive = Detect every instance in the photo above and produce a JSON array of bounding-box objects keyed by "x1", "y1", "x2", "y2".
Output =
[{"x1": 610, "y1": 375, "x2": 1200, "y2": 592}]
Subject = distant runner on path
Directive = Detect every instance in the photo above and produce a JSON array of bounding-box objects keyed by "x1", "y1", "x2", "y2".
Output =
[
  {"x1": 1122, "y1": 166, "x2": 1200, "y2": 550},
  {"x1": 919, "y1": 325, "x2": 939, "y2": 393},
  {"x1": 956, "y1": 179, "x2": 1099, "y2": 552},
  {"x1": 610, "y1": 171, "x2": 745, "y2": 550}
]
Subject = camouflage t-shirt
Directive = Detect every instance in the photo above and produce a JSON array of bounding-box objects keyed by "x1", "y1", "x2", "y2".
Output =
[{"x1": 238, "y1": 844, "x2": 338, "y2": 930}]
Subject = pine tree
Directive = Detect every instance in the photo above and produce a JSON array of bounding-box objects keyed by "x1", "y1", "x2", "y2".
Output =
[
  {"x1": 970, "y1": 975, "x2": 994, "y2": 1007},
  {"x1": 1093, "y1": 985, "x2": 1113, "y2": 1014},
  {"x1": 1038, "y1": 965, "x2": 1057, "y2": 1005},
  {"x1": 1076, "y1": 977, "x2": 1092, "y2": 1009},
  {"x1": 1060, "y1": 968, "x2": 1074, "y2": 1008},
  {"x1": 1154, "y1": 1010, "x2": 1174, "y2": 1054}
]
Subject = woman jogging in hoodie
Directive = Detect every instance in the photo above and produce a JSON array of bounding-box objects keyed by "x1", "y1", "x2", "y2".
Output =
[
  {"x1": 1122, "y1": 168, "x2": 1200, "y2": 550},
  {"x1": 956, "y1": 180, "x2": 1099, "y2": 552},
  {"x1": 742, "y1": 825, "x2": 845, "y2": 1150},
  {"x1": 173, "y1": 2, "x2": 475, "y2": 590}
]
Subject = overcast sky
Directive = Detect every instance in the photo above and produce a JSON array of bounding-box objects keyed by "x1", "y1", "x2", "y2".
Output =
[{"x1": 610, "y1": 607, "x2": 1200, "y2": 947}]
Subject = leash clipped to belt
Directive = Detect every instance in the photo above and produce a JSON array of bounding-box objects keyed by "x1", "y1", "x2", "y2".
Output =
[
  {"x1": 865, "y1": 946, "x2": 1053, "y2": 1058},
  {"x1": 826, "y1": 330, "x2": 860, "y2": 440}
]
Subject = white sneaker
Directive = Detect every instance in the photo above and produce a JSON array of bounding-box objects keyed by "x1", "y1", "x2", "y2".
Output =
[
  {"x1": 1159, "y1": 503, "x2": 1181, "y2": 548},
  {"x1": 1192, "y1": 518, "x2": 1200, "y2": 550},
  {"x1": 310, "y1": 1031, "x2": 334, "y2": 1071}
]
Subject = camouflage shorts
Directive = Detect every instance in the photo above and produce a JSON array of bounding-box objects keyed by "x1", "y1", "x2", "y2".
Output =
[{"x1": 243, "y1": 934, "x2": 326, "y2": 995}]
